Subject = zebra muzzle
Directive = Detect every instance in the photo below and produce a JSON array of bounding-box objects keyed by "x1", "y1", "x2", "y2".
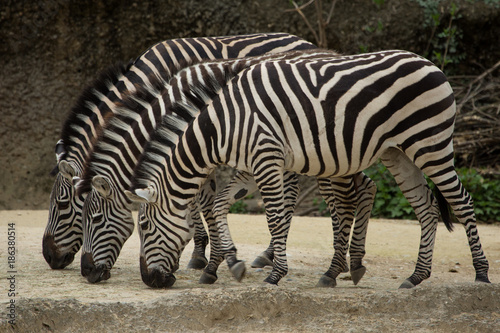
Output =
[
  {"x1": 81, "y1": 252, "x2": 111, "y2": 283},
  {"x1": 42, "y1": 234, "x2": 76, "y2": 269},
  {"x1": 140, "y1": 256, "x2": 176, "y2": 289}
]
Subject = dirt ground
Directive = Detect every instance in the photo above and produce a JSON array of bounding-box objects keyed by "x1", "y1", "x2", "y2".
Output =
[{"x1": 0, "y1": 211, "x2": 499, "y2": 332}]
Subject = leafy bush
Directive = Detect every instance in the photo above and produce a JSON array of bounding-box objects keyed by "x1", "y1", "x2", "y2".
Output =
[
  {"x1": 455, "y1": 168, "x2": 500, "y2": 223},
  {"x1": 229, "y1": 200, "x2": 248, "y2": 214},
  {"x1": 319, "y1": 164, "x2": 500, "y2": 223}
]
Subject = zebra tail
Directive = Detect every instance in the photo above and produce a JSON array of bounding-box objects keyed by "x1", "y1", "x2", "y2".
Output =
[{"x1": 434, "y1": 187, "x2": 454, "y2": 232}]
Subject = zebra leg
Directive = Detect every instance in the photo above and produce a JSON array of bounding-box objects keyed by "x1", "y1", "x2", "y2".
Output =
[
  {"x1": 187, "y1": 173, "x2": 218, "y2": 270},
  {"x1": 187, "y1": 209, "x2": 208, "y2": 269},
  {"x1": 198, "y1": 201, "x2": 222, "y2": 284},
  {"x1": 416, "y1": 155, "x2": 490, "y2": 284},
  {"x1": 317, "y1": 173, "x2": 376, "y2": 285},
  {"x1": 202, "y1": 171, "x2": 258, "y2": 284},
  {"x1": 317, "y1": 176, "x2": 357, "y2": 288},
  {"x1": 349, "y1": 173, "x2": 376, "y2": 285},
  {"x1": 251, "y1": 171, "x2": 299, "y2": 268},
  {"x1": 256, "y1": 166, "x2": 293, "y2": 285},
  {"x1": 381, "y1": 148, "x2": 441, "y2": 288},
  {"x1": 316, "y1": 178, "x2": 343, "y2": 270}
]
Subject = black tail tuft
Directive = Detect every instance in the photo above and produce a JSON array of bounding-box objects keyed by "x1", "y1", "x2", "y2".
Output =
[{"x1": 434, "y1": 187, "x2": 454, "y2": 232}]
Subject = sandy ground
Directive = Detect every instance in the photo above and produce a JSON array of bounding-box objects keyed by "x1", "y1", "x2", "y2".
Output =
[{"x1": 0, "y1": 210, "x2": 499, "y2": 332}]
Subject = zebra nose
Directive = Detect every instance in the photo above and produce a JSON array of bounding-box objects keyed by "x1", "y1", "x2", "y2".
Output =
[
  {"x1": 42, "y1": 235, "x2": 76, "y2": 269},
  {"x1": 81, "y1": 252, "x2": 111, "y2": 283},
  {"x1": 140, "y1": 256, "x2": 176, "y2": 288}
]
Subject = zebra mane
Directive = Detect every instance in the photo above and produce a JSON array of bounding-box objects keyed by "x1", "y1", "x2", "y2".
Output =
[
  {"x1": 76, "y1": 57, "x2": 213, "y2": 194},
  {"x1": 129, "y1": 61, "x2": 251, "y2": 191},
  {"x1": 77, "y1": 69, "x2": 170, "y2": 194},
  {"x1": 129, "y1": 49, "x2": 343, "y2": 190},
  {"x1": 58, "y1": 62, "x2": 132, "y2": 163}
]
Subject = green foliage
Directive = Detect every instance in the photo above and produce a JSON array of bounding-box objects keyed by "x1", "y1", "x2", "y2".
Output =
[
  {"x1": 317, "y1": 164, "x2": 500, "y2": 223},
  {"x1": 455, "y1": 168, "x2": 500, "y2": 223},
  {"x1": 229, "y1": 200, "x2": 248, "y2": 214},
  {"x1": 413, "y1": 0, "x2": 465, "y2": 73},
  {"x1": 362, "y1": 163, "x2": 417, "y2": 220},
  {"x1": 358, "y1": 44, "x2": 369, "y2": 53},
  {"x1": 413, "y1": 0, "x2": 499, "y2": 72},
  {"x1": 372, "y1": 0, "x2": 385, "y2": 9}
]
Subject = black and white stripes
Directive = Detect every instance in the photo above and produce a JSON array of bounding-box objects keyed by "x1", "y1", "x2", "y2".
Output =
[
  {"x1": 43, "y1": 33, "x2": 317, "y2": 272},
  {"x1": 127, "y1": 50, "x2": 489, "y2": 288}
]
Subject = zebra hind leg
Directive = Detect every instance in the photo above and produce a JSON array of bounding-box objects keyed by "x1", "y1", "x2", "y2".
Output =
[
  {"x1": 381, "y1": 148, "x2": 440, "y2": 288},
  {"x1": 420, "y1": 161, "x2": 490, "y2": 284}
]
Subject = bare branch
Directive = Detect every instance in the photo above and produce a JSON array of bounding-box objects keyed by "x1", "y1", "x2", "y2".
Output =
[
  {"x1": 288, "y1": 0, "x2": 320, "y2": 46},
  {"x1": 325, "y1": 0, "x2": 338, "y2": 25}
]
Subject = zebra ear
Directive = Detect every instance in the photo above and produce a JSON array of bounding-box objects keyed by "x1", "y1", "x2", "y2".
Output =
[
  {"x1": 125, "y1": 186, "x2": 157, "y2": 203},
  {"x1": 58, "y1": 160, "x2": 76, "y2": 180},
  {"x1": 55, "y1": 139, "x2": 66, "y2": 163},
  {"x1": 72, "y1": 176, "x2": 82, "y2": 188},
  {"x1": 92, "y1": 175, "x2": 112, "y2": 198}
]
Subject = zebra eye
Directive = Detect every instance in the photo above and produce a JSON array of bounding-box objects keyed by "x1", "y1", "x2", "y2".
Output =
[{"x1": 57, "y1": 200, "x2": 70, "y2": 210}]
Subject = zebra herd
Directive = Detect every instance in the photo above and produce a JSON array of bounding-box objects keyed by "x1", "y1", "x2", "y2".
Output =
[{"x1": 43, "y1": 33, "x2": 490, "y2": 289}]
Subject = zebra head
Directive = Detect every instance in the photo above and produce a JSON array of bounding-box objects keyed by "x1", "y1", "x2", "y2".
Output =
[
  {"x1": 79, "y1": 175, "x2": 135, "y2": 283},
  {"x1": 125, "y1": 185, "x2": 196, "y2": 289},
  {"x1": 43, "y1": 157, "x2": 83, "y2": 269}
]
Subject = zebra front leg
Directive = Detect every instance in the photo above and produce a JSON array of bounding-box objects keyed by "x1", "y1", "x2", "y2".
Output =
[
  {"x1": 317, "y1": 176, "x2": 357, "y2": 288},
  {"x1": 349, "y1": 173, "x2": 377, "y2": 285},
  {"x1": 316, "y1": 178, "x2": 344, "y2": 272},
  {"x1": 187, "y1": 208, "x2": 209, "y2": 269},
  {"x1": 251, "y1": 171, "x2": 299, "y2": 268},
  {"x1": 187, "y1": 173, "x2": 217, "y2": 270},
  {"x1": 202, "y1": 171, "x2": 258, "y2": 283},
  {"x1": 381, "y1": 148, "x2": 440, "y2": 288},
  {"x1": 257, "y1": 167, "x2": 292, "y2": 285},
  {"x1": 198, "y1": 206, "x2": 225, "y2": 284}
]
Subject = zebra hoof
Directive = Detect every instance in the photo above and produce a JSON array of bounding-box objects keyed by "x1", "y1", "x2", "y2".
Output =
[
  {"x1": 251, "y1": 255, "x2": 274, "y2": 268},
  {"x1": 475, "y1": 274, "x2": 491, "y2": 284},
  {"x1": 316, "y1": 275, "x2": 337, "y2": 288},
  {"x1": 399, "y1": 279, "x2": 416, "y2": 289},
  {"x1": 230, "y1": 261, "x2": 246, "y2": 282},
  {"x1": 263, "y1": 275, "x2": 279, "y2": 285},
  {"x1": 187, "y1": 257, "x2": 208, "y2": 270},
  {"x1": 350, "y1": 266, "x2": 366, "y2": 285},
  {"x1": 199, "y1": 271, "x2": 218, "y2": 284}
]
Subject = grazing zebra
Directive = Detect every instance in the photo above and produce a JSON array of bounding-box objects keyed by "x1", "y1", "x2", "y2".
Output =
[
  {"x1": 126, "y1": 50, "x2": 490, "y2": 289},
  {"x1": 42, "y1": 33, "x2": 318, "y2": 270},
  {"x1": 76, "y1": 48, "x2": 376, "y2": 285}
]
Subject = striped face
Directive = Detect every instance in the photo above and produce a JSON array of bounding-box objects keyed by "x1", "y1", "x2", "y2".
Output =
[
  {"x1": 43, "y1": 161, "x2": 83, "y2": 269},
  {"x1": 126, "y1": 183, "x2": 196, "y2": 288},
  {"x1": 79, "y1": 175, "x2": 135, "y2": 283}
]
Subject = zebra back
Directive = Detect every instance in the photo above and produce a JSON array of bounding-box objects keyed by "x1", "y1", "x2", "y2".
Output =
[
  {"x1": 57, "y1": 33, "x2": 317, "y2": 173},
  {"x1": 79, "y1": 49, "x2": 336, "y2": 195}
]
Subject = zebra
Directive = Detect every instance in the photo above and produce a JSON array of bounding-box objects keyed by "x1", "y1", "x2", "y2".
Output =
[
  {"x1": 125, "y1": 49, "x2": 490, "y2": 289},
  {"x1": 76, "y1": 48, "x2": 376, "y2": 285},
  {"x1": 42, "y1": 32, "x2": 319, "y2": 270}
]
